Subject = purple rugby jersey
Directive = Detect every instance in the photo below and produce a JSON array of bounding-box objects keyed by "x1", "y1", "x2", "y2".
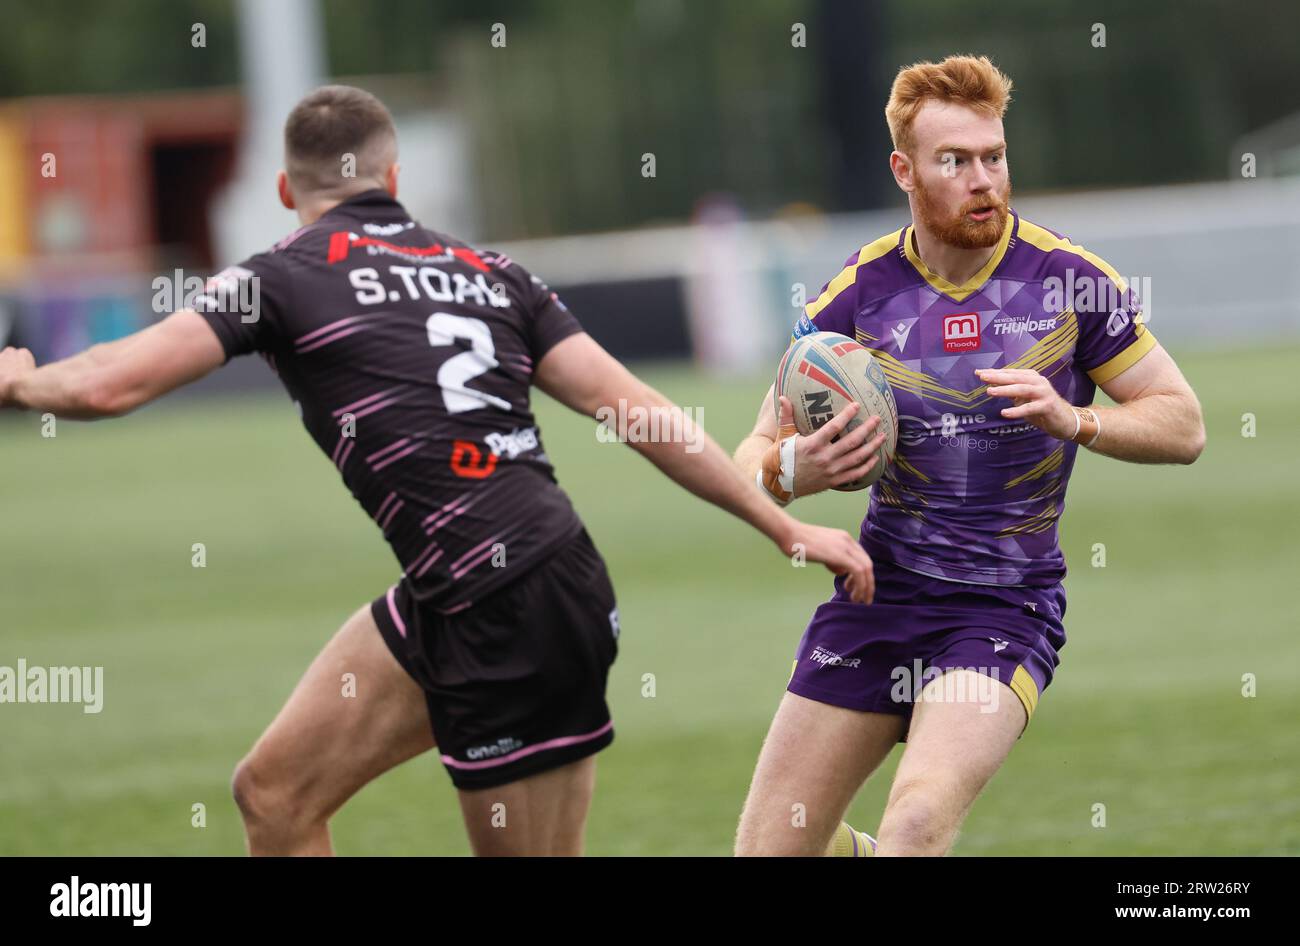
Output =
[
  {"x1": 792, "y1": 209, "x2": 1156, "y2": 587},
  {"x1": 194, "y1": 189, "x2": 585, "y2": 611}
]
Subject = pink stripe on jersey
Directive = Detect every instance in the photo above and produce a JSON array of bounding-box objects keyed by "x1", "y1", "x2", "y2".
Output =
[
  {"x1": 335, "y1": 440, "x2": 355, "y2": 470},
  {"x1": 421, "y1": 491, "x2": 472, "y2": 528},
  {"x1": 296, "y1": 324, "x2": 372, "y2": 354},
  {"x1": 352, "y1": 394, "x2": 407, "y2": 421},
  {"x1": 376, "y1": 491, "x2": 398, "y2": 519},
  {"x1": 440, "y1": 721, "x2": 613, "y2": 771},
  {"x1": 295, "y1": 315, "x2": 366, "y2": 346},
  {"x1": 406, "y1": 540, "x2": 441, "y2": 575},
  {"x1": 451, "y1": 541, "x2": 502, "y2": 580},
  {"x1": 330, "y1": 433, "x2": 351, "y2": 465},
  {"x1": 334, "y1": 387, "x2": 401, "y2": 419},
  {"x1": 371, "y1": 442, "x2": 420, "y2": 471},
  {"x1": 379, "y1": 499, "x2": 404, "y2": 532},
  {"x1": 274, "y1": 224, "x2": 319, "y2": 251},
  {"x1": 414, "y1": 547, "x2": 445, "y2": 579},
  {"x1": 367, "y1": 438, "x2": 411, "y2": 464},
  {"x1": 386, "y1": 586, "x2": 407, "y2": 638},
  {"x1": 423, "y1": 492, "x2": 485, "y2": 536},
  {"x1": 449, "y1": 534, "x2": 500, "y2": 572}
]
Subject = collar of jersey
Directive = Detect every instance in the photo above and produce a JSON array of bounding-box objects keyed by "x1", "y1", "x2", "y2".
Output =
[
  {"x1": 321, "y1": 188, "x2": 405, "y2": 220},
  {"x1": 901, "y1": 209, "x2": 1016, "y2": 303}
]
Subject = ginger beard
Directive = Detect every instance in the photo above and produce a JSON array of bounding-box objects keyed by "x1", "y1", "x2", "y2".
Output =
[{"x1": 913, "y1": 168, "x2": 1012, "y2": 250}]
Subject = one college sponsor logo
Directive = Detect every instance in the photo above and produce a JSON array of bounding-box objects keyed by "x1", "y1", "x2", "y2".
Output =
[
  {"x1": 0, "y1": 659, "x2": 103, "y2": 714},
  {"x1": 937, "y1": 412, "x2": 999, "y2": 451},
  {"x1": 465, "y1": 736, "x2": 524, "y2": 761},
  {"x1": 942, "y1": 312, "x2": 981, "y2": 353},
  {"x1": 50, "y1": 876, "x2": 150, "y2": 926},
  {"x1": 809, "y1": 645, "x2": 861, "y2": 669},
  {"x1": 897, "y1": 414, "x2": 934, "y2": 447},
  {"x1": 890, "y1": 660, "x2": 1001, "y2": 713}
]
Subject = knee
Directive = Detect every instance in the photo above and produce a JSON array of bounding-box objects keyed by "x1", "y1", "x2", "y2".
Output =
[
  {"x1": 232, "y1": 755, "x2": 311, "y2": 830},
  {"x1": 877, "y1": 779, "x2": 955, "y2": 855}
]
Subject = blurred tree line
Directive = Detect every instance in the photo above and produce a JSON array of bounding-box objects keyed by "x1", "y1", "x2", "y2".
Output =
[{"x1": 2, "y1": 0, "x2": 1298, "y2": 237}]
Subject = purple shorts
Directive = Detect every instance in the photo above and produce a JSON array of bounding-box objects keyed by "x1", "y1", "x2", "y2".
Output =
[{"x1": 787, "y1": 557, "x2": 1067, "y2": 737}]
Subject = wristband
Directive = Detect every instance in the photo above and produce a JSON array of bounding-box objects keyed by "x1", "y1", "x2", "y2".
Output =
[
  {"x1": 1084, "y1": 410, "x2": 1102, "y2": 447},
  {"x1": 1070, "y1": 406, "x2": 1101, "y2": 447},
  {"x1": 759, "y1": 434, "x2": 797, "y2": 506}
]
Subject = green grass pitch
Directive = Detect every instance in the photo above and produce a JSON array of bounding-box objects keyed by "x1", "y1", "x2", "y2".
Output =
[{"x1": 1, "y1": 343, "x2": 1297, "y2": 855}]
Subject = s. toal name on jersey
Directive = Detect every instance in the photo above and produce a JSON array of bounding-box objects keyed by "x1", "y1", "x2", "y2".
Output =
[{"x1": 349, "y1": 265, "x2": 510, "y2": 308}]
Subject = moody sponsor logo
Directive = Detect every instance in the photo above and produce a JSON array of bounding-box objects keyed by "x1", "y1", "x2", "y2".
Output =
[{"x1": 943, "y1": 312, "x2": 981, "y2": 352}]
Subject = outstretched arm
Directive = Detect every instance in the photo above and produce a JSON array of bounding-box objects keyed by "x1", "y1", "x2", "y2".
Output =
[
  {"x1": 534, "y1": 331, "x2": 876, "y2": 603},
  {"x1": 0, "y1": 311, "x2": 226, "y2": 419}
]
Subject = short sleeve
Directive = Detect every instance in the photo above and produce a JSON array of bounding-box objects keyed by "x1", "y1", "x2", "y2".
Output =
[
  {"x1": 791, "y1": 248, "x2": 861, "y2": 345},
  {"x1": 523, "y1": 270, "x2": 583, "y2": 361},
  {"x1": 193, "y1": 253, "x2": 291, "y2": 361},
  {"x1": 1070, "y1": 258, "x2": 1158, "y2": 386}
]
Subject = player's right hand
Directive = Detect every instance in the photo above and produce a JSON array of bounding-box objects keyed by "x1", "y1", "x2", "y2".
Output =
[
  {"x1": 782, "y1": 396, "x2": 888, "y2": 497},
  {"x1": 783, "y1": 522, "x2": 876, "y2": 604}
]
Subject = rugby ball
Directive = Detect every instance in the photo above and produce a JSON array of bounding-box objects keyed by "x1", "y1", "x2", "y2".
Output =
[{"x1": 774, "y1": 331, "x2": 899, "y2": 490}]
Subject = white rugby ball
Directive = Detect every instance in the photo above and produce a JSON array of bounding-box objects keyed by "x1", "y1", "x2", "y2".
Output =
[{"x1": 774, "y1": 331, "x2": 899, "y2": 490}]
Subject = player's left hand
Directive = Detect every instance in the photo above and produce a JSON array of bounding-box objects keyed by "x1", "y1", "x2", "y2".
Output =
[
  {"x1": 976, "y1": 367, "x2": 1076, "y2": 440},
  {"x1": 0, "y1": 346, "x2": 36, "y2": 409}
]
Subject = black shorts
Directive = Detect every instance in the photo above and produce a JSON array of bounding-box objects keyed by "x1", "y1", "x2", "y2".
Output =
[{"x1": 371, "y1": 528, "x2": 619, "y2": 790}]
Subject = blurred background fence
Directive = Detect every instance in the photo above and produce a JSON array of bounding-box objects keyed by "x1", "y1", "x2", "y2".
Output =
[{"x1": 2, "y1": 0, "x2": 1299, "y2": 378}]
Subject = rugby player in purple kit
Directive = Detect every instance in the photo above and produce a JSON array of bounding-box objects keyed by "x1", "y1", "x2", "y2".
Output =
[
  {"x1": 733, "y1": 55, "x2": 1205, "y2": 856},
  {"x1": 0, "y1": 85, "x2": 877, "y2": 856}
]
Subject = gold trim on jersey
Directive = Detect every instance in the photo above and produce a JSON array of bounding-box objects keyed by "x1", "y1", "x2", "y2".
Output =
[
  {"x1": 865, "y1": 311, "x2": 1078, "y2": 409},
  {"x1": 1086, "y1": 326, "x2": 1157, "y2": 385},
  {"x1": 1025, "y1": 473, "x2": 1064, "y2": 502},
  {"x1": 901, "y1": 215, "x2": 1014, "y2": 303},
  {"x1": 1015, "y1": 218, "x2": 1128, "y2": 290},
  {"x1": 997, "y1": 501, "x2": 1060, "y2": 537},
  {"x1": 891, "y1": 453, "x2": 932, "y2": 484},
  {"x1": 1005, "y1": 444, "x2": 1065, "y2": 489},
  {"x1": 804, "y1": 230, "x2": 904, "y2": 321},
  {"x1": 874, "y1": 478, "x2": 928, "y2": 521},
  {"x1": 1015, "y1": 217, "x2": 1160, "y2": 386}
]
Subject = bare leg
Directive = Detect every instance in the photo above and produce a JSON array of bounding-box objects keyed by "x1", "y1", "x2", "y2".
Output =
[
  {"x1": 457, "y1": 755, "x2": 598, "y2": 856},
  {"x1": 875, "y1": 669, "x2": 1026, "y2": 856},
  {"x1": 232, "y1": 604, "x2": 435, "y2": 855},
  {"x1": 735, "y1": 692, "x2": 906, "y2": 856}
]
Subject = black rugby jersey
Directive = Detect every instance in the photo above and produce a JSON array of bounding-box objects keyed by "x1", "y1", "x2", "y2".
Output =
[{"x1": 194, "y1": 189, "x2": 585, "y2": 611}]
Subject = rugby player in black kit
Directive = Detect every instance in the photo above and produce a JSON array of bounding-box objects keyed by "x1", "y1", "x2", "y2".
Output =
[{"x1": 0, "y1": 86, "x2": 881, "y2": 855}]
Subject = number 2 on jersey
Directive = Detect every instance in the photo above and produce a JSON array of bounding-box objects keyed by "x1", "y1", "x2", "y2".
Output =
[{"x1": 426, "y1": 312, "x2": 511, "y2": 414}]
